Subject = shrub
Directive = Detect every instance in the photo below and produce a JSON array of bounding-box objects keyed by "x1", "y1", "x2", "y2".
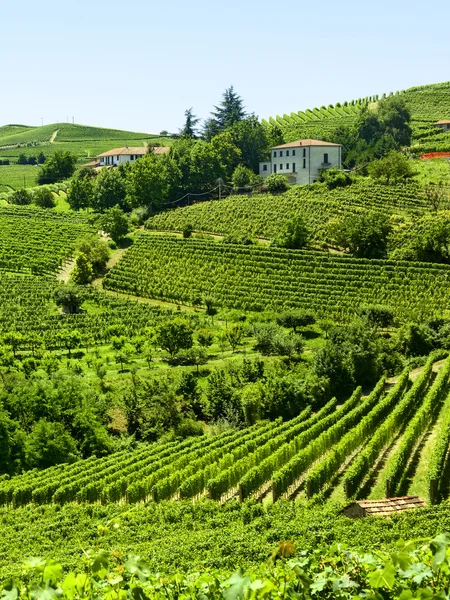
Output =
[{"x1": 265, "y1": 173, "x2": 288, "y2": 194}]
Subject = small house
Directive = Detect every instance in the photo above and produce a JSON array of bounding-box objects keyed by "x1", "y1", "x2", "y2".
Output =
[
  {"x1": 97, "y1": 146, "x2": 169, "y2": 167},
  {"x1": 259, "y1": 139, "x2": 342, "y2": 186},
  {"x1": 434, "y1": 120, "x2": 450, "y2": 132},
  {"x1": 342, "y1": 496, "x2": 426, "y2": 519}
]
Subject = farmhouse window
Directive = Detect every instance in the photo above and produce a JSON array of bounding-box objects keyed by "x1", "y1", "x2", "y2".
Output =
[
  {"x1": 280, "y1": 164, "x2": 283, "y2": 170},
  {"x1": 263, "y1": 164, "x2": 267, "y2": 171},
  {"x1": 324, "y1": 153, "x2": 329, "y2": 164},
  {"x1": 292, "y1": 150, "x2": 296, "y2": 156},
  {"x1": 280, "y1": 151, "x2": 283, "y2": 157},
  {"x1": 274, "y1": 164, "x2": 277, "y2": 173},
  {"x1": 303, "y1": 158, "x2": 306, "y2": 168},
  {"x1": 286, "y1": 150, "x2": 289, "y2": 156},
  {"x1": 273, "y1": 151, "x2": 277, "y2": 158},
  {"x1": 292, "y1": 163, "x2": 296, "y2": 172},
  {"x1": 286, "y1": 163, "x2": 289, "y2": 169}
]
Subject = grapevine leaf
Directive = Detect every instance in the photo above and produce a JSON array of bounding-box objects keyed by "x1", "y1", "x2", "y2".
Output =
[{"x1": 368, "y1": 563, "x2": 396, "y2": 589}]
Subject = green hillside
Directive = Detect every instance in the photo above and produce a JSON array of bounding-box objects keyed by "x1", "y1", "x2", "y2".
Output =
[{"x1": 265, "y1": 81, "x2": 450, "y2": 153}]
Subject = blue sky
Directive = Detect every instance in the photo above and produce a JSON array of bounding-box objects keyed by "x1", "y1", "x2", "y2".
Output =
[{"x1": 2, "y1": 0, "x2": 450, "y2": 134}]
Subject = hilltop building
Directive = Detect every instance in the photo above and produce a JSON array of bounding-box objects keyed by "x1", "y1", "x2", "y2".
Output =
[
  {"x1": 92, "y1": 146, "x2": 170, "y2": 168},
  {"x1": 259, "y1": 139, "x2": 342, "y2": 185},
  {"x1": 434, "y1": 120, "x2": 450, "y2": 131}
]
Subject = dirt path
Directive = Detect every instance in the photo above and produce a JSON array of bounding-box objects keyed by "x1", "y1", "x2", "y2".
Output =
[
  {"x1": 50, "y1": 129, "x2": 59, "y2": 143},
  {"x1": 57, "y1": 259, "x2": 75, "y2": 283}
]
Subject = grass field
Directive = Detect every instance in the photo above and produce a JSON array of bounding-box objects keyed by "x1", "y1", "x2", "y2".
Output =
[{"x1": 0, "y1": 164, "x2": 39, "y2": 189}]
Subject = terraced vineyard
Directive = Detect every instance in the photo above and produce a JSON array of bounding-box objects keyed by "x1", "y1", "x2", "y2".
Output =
[
  {"x1": 265, "y1": 82, "x2": 450, "y2": 153},
  {"x1": 0, "y1": 205, "x2": 95, "y2": 274},
  {"x1": 148, "y1": 180, "x2": 432, "y2": 241},
  {"x1": 103, "y1": 233, "x2": 450, "y2": 320},
  {"x1": 2, "y1": 354, "x2": 448, "y2": 508},
  {"x1": 0, "y1": 271, "x2": 173, "y2": 350}
]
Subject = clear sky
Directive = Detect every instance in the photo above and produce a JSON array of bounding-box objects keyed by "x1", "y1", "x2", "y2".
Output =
[{"x1": 2, "y1": 0, "x2": 450, "y2": 134}]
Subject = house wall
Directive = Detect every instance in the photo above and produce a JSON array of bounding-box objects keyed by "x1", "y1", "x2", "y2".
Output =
[
  {"x1": 259, "y1": 145, "x2": 341, "y2": 185},
  {"x1": 435, "y1": 124, "x2": 450, "y2": 131},
  {"x1": 99, "y1": 154, "x2": 145, "y2": 167}
]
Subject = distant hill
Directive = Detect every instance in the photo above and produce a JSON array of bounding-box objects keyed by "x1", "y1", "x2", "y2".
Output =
[
  {"x1": 263, "y1": 81, "x2": 450, "y2": 153},
  {"x1": 0, "y1": 122, "x2": 170, "y2": 164}
]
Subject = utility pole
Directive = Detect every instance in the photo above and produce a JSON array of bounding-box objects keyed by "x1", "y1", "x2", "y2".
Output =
[
  {"x1": 72, "y1": 116, "x2": 74, "y2": 124},
  {"x1": 41, "y1": 117, "x2": 43, "y2": 127}
]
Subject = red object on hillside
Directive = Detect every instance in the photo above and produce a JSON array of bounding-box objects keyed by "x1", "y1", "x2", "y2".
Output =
[{"x1": 420, "y1": 152, "x2": 450, "y2": 160}]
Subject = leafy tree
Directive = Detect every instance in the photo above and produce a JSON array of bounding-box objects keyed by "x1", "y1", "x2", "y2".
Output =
[
  {"x1": 54, "y1": 286, "x2": 83, "y2": 314},
  {"x1": 17, "y1": 153, "x2": 28, "y2": 165},
  {"x1": 33, "y1": 187, "x2": 56, "y2": 208},
  {"x1": 197, "y1": 329, "x2": 214, "y2": 348},
  {"x1": 25, "y1": 419, "x2": 79, "y2": 469},
  {"x1": 92, "y1": 167, "x2": 127, "y2": 211},
  {"x1": 9, "y1": 188, "x2": 32, "y2": 205},
  {"x1": 186, "y1": 346, "x2": 208, "y2": 374},
  {"x1": 37, "y1": 151, "x2": 77, "y2": 184},
  {"x1": 368, "y1": 150, "x2": 413, "y2": 184},
  {"x1": 274, "y1": 216, "x2": 309, "y2": 249},
  {"x1": 156, "y1": 319, "x2": 193, "y2": 358},
  {"x1": 180, "y1": 107, "x2": 200, "y2": 138},
  {"x1": 71, "y1": 252, "x2": 94, "y2": 285},
  {"x1": 276, "y1": 310, "x2": 315, "y2": 332},
  {"x1": 265, "y1": 173, "x2": 288, "y2": 194},
  {"x1": 58, "y1": 329, "x2": 82, "y2": 357},
  {"x1": 67, "y1": 173, "x2": 94, "y2": 210},
  {"x1": 318, "y1": 167, "x2": 352, "y2": 189},
  {"x1": 97, "y1": 206, "x2": 129, "y2": 242},
  {"x1": 359, "y1": 305, "x2": 394, "y2": 328},
  {"x1": 37, "y1": 152, "x2": 46, "y2": 164},
  {"x1": 77, "y1": 237, "x2": 109, "y2": 275},
  {"x1": 396, "y1": 323, "x2": 436, "y2": 357},
  {"x1": 226, "y1": 325, "x2": 244, "y2": 352},
  {"x1": 3, "y1": 332, "x2": 23, "y2": 357},
  {"x1": 330, "y1": 211, "x2": 392, "y2": 258},
  {"x1": 231, "y1": 164, "x2": 261, "y2": 189},
  {"x1": 229, "y1": 115, "x2": 270, "y2": 172},
  {"x1": 126, "y1": 152, "x2": 179, "y2": 209},
  {"x1": 27, "y1": 155, "x2": 37, "y2": 166},
  {"x1": 182, "y1": 223, "x2": 193, "y2": 238},
  {"x1": 424, "y1": 184, "x2": 446, "y2": 212}
]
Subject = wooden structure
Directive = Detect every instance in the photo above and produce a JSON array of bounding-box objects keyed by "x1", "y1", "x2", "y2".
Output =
[{"x1": 342, "y1": 496, "x2": 426, "y2": 518}]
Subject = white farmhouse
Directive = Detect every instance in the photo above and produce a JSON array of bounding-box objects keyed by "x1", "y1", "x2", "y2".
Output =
[
  {"x1": 259, "y1": 139, "x2": 342, "y2": 185},
  {"x1": 96, "y1": 146, "x2": 169, "y2": 167}
]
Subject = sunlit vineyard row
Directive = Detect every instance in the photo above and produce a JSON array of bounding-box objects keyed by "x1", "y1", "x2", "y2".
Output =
[
  {"x1": 1, "y1": 354, "x2": 448, "y2": 508},
  {"x1": 103, "y1": 234, "x2": 450, "y2": 319},
  {"x1": 0, "y1": 271, "x2": 174, "y2": 349},
  {"x1": 0, "y1": 205, "x2": 95, "y2": 273},
  {"x1": 148, "y1": 180, "x2": 433, "y2": 241}
]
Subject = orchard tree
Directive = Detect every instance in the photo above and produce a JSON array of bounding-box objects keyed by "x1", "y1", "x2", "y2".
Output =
[
  {"x1": 71, "y1": 252, "x2": 94, "y2": 285},
  {"x1": 156, "y1": 319, "x2": 193, "y2": 358},
  {"x1": 330, "y1": 211, "x2": 392, "y2": 258},
  {"x1": 368, "y1": 150, "x2": 413, "y2": 184},
  {"x1": 10, "y1": 189, "x2": 32, "y2": 205},
  {"x1": 92, "y1": 167, "x2": 127, "y2": 211},
  {"x1": 274, "y1": 216, "x2": 309, "y2": 249}
]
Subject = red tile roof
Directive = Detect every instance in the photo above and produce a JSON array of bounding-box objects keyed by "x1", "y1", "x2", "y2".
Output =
[
  {"x1": 97, "y1": 146, "x2": 170, "y2": 158},
  {"x1": 435, "y1": 120, "x2": 450, "y2": 125},
  {"x1": 271, "y1": 139, "x2": 342, "y2": 149}
]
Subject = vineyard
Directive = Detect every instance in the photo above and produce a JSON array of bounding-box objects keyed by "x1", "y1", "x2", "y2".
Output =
[
  {"x1": 0, "y1": 271, "x2": 176, "y2": 351},
  {"x1": 1, "y1": 354, "x2": 449, "y2": 509},
  {"x1": 264, "y1": 81, "x2": 450, "y2": 153},
  {"x1": 103, "y1": 233, "x2": 450, "y2": 319},
  {"x1": 147, "y1": 179, "x2": 434, "y2": 242},
  {"x1": 0, "y1": 205, "x2": 96, "y2": 274}
]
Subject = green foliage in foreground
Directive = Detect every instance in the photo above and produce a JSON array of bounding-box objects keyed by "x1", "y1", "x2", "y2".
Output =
[{"x1": 4, "y1": 507, "x2": 450, "y2": 599}]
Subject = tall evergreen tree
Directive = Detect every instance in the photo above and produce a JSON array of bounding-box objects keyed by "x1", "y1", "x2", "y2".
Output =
[
  {"x1": 180, "y1": 107, "x2": 200, "y2": 138},
  {"x1": 203, "y1": 86, "x2": 246, "y2": 139}
]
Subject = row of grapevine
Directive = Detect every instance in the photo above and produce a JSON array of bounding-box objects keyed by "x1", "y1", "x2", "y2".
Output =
[
  {"x1": 342, "y1": 358, "x2": 435, "y2": 498},
  {"x1": 427, "y1": 390, "x2": 450, "y2": 504},
  {"x1": 304, "y1": 375, "x2": 401, "y2": 497},
  {"x1": 385, "y1": 358, "x2": 450, "y2": 498},
  {"x1": 103, "y1": 234, "x2": 450, "y2": 320},
  {"x1": 271, "y1": 384, "x2": 386, "y2": 501},
  {"x1": 202, "y1": 400, "x2": 337, "y2": 501}
]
